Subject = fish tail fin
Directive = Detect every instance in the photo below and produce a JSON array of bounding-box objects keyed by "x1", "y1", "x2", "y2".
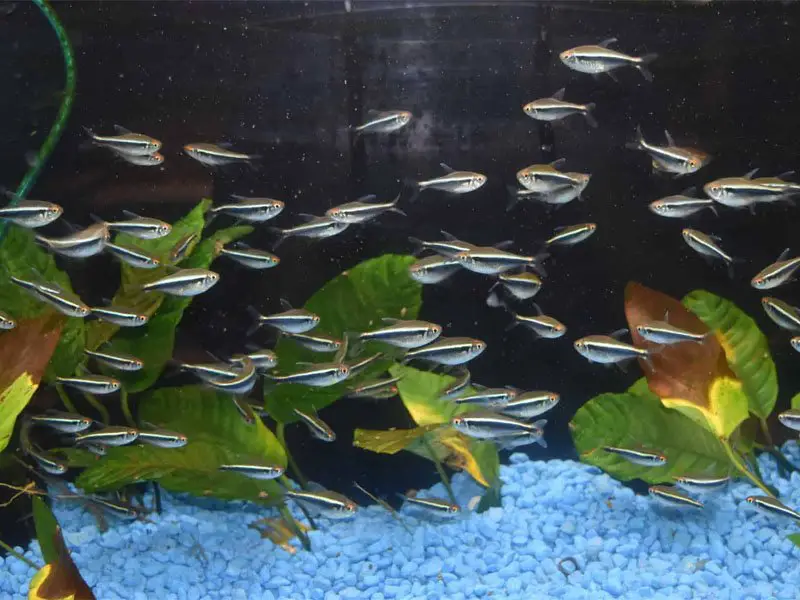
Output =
[
  {"x1": 636, "y1": 54, "x2": 658, "y2": 82},
  {"x1": 583, "y1": 103, "x2": 599, "y2": 129},
  {"x1": 536, "y1": 436, "x2": 548, "y2": 449},
  {"x1": 267, "y1": 227, "x2": 287, "y2": 251},
  {"x1": 403, "y1": 179, "x2": 422, "y2": 203},
  {"x1": 486, "y1": 288, "x2": 504, "y2": 308},
  {"x1": 245, "y1": 306, "x2": 264, "y2": 337},
  {"x1": 505, "y1": 186, "x2": 524, "y2": 212},
  {"x1": 407, "y1": 236, "x2": 426, "y2": 256}
]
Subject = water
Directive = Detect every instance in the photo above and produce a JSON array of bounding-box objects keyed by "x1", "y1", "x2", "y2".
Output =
[{"x1": 2, "y1": 1, "x2": 800, "y2": 597}]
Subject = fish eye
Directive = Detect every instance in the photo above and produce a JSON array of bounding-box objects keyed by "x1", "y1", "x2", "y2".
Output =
[
  {"x1": 136, "y1": 315, "x2": 147, "y2": 323},
  {"x1": 746, "y1": 497, "x2": 755, "y2": 504},
  {"x1": 635, "y1": 325, "x2": 646, "y2": 334},
  {"x1": 450, "y1": 506, "x2": 460, "y2": 514}
]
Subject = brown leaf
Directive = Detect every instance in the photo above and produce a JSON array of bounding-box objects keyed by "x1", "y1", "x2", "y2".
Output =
[
  {"x1": 30, "y1": 526, "x2": 95, "y2": 600},
  {"x1": 0, "y1": 313, "x2": 63, "y2": 390},
  {"x1": 624, "y1": 282, "x2": 733, "y2": 411}
]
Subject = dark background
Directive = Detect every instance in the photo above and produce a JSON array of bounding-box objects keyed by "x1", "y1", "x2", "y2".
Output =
[{"x1": 2, "y1": 0, "x2": 800, "y2": 549}]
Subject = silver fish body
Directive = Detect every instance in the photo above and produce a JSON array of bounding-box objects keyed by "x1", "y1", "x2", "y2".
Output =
[
  {"x1": 751, "y1": 254, "x2": 800, "y2": 290},
  {"x1": 211, "y1": 196, "x2": 285, "y2": 222},
  {"x1": 0, "y1": 310, "x2": 16, "y2": 330},
  {"x1": 439, "y1": 368, "x2": 471, "y2": 399},
  {"x1": 354, "y1": 110, "x2": 412, "y2": 135},
  {"x1": 648, "y1": 485, "x2": 704, "y2": 509},
  {"x1": 183, "y1": 143, "x2": 256, "y2": 166},
  {"x1": 105, "y1": 242, "x2": 160, "y2": 269},
  {"x1": 85, "y1": 127, "x2": 161, "y2": 156},
  {"x1": 113, "y1": 150, "x2": 164, "y2": 166},
  {"x1": 10, "y1": 277, "x2": 91, "y2": 318},
  {"x1": 635, "y1": 321, "x2": 708, "y2": 345},
  {"x1": 546, "y1": 223, "x2": 597, "y2": 246},
  {"x1": 409, "y1": 255, "x2": 462, "y2": 284},
  {"x1": 682, "y1": 229, "x2": 735, "y2": 268},
  {"x1": 56, "y1": 374, "x2": 121, "y2": 395},
  {"x1": 204, "y1": 357, "x2": 257, "y2": 395},
  {"x1": 90, "y1": 306, "x2": 149, "y2": 327},
  {"x1": 523, "y1": 90, "x2": 596, "y2": 127},
  {"x1": 36, "y1": 223, "x2": 110, "y2": 258},
  {"x1": 250, "y1": 306, "x2": 320, "y2": 334},
  {"x1": 284, "y1": 331, "x2": 342, "y2": 353},
  {"x1": 455, "y1": 247, "x2": 542, "y2": 276},
  {"x1": 142, "y1": 268, "x2": 220, "y2": 297},
  {"x1": 219, "y1": 245, "x2": 280, "y2": 270},
  {"x1": 326, "y1": 193, "x2": 405, "y2": 224},
  {"x1": 451, "y1": 410, "x2": 539, "y2": 439},
  {"x1": 761, "y1": 297, "x2": 800, "y2": 331},
  {"x1": 403, "y1": 337, "x2": 486, "y2": 366},
  {"x1": 267, "y1": 363, "x2": 350, "y2": 387},
  {"x1": 293, "y1": 409, "x2": 336, "y2": 442},
  {"x1": 510, "y1": 312, "x2": 567, "y2": 339},
  {"x1": 30, "y1": 411, "x2": 94, "y2": 433},
  {"x1": 74, "y1": 426, "x2": 139, "y2": 446},
  {"x1": 137, "y1": 429, "x2": 188, "y2": 448},
  {"x1": 516, "y1": 160, "x2": 582, "y2": 193},
  {"x1": 673, "y1": 474, "x2": 730, "y2": 494},
  {"x1": 347, "y1": 377, "x2": 402, "y2": 399},
  {"x1": 246, "y1": 349, "x2": 278, "y2": 371},
  {"x1": 219, "y1": 464, "x2": 285, "y2": 480},
  {"x1": 416, "y1": 164, "x2": 487, "y2": 195},
  {"x1": 401, "y1": 494, "x2": 461, "y2": 517},
  {"x1": 649, "y1": 194, "x2": 716, "y2": 218},
  {"x1": 359, "y1": 319, "x2": 442, "y2": 349},
  {"x1": 452, "y1": 387, "x2": 517, "y2": 409},
  {"x1": 104, "y1": 212, "x2": 171, "y2": 239},
  {"x1": 345, "y1": 352, "x2": 383, "y2": 377},
  {"x1": 179, "y1": 361, "x2": 241, "y2": 383},
  {"x1": 492, "y1": 272, "x2": 543, "y2": 301},
  {"x1": 28, "y1": 447, "x2": 68, "y2": 475},
  {"x1": 272, "y1": 217, "x2": 349, "y2": 243},
  {"x1": 603, "y1": 446, "x2": 666, "y2": 466},
  {"x1": 560, "y1": 39, "x2": 657, "y2": 81},
  {"x1": 492, "y1": 424, "x2": 548, "y2": 450},
  {"x1": 705, "y1": 173, "x2": 792, "y2": 209},
  {"x1": 500, "y1": 391, "x2": 560, "y2": 419},
  {"x1": 778, "y1": 409, "x2": 800, "y2": 432},
  {"x1": 791, "y1": 336, "x2": 800, "y2": 353},
  {"x1": 746, "y1": 496, "x2": 800, "y2": 522},
  {"x1": 0, "y1": 200, "x2": 63, "y2": 228},
  {"x1": 283, "y1": 489, "x2": 358, "y2": 519},
  {"x1": 628, "y1": 127, "x2": 709, "y2": 175},
  {"x1": 85, "y1": 348, "x2": 144, "y2": 371},
  {"x1": 574, "y1": 336, "x2": 650, "y2": 364}
]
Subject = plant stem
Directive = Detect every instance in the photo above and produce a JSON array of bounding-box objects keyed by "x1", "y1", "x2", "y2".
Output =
[
  {"x1": 277, "y1": 475, "x2": 317, "y2": 531},
  {"x1": 152, "y1": 482, "x2": 163, "y2": 514},
  {"x1": 0, "y1": 538, "x2": 41, "y2": 570},
  {"x1": 276, "y1": 423, "x2": 309, "y2": 490},
  {"x1": 278, "y1": 505, "x2": 311, "y2": 552},
  {"x1": 721, "y1": 437, "x2": 775, "y2": 497},
  {"x1": 82, "y1": 393, "x2": 109, "y2": 425},
  {"x1": 54, "y1": 384, "x2": 77, "y2": 414},
  {"x1": 421, "y1": 434, "x2": 458, "y2": 505},
  {"x1": 758, "y1": 417, "x2": 774, "y2": 447},
  {"x1": 120, "y1": 387, "x2": 136, "y2": 427}
]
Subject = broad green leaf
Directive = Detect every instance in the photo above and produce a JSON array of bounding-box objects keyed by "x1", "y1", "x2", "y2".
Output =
[
  {"x1": 101, "y1": 225, "x2": 253, "y2": 392},
  {"x1": 661, "y1": 377, "x2": 749, "y2": 439},
  {"x1": 86, "y1": 199, "x2": 213, "y2": 351},
  {"x1": 73, "y1": 386, "x2": 285, "y2": 503},
  {"x1": 0, "y1": 373, "x2": 37, "y2": 453},
  {"x1": 0, "y1": 227, "x2": 86, "y2": 380},
  {"x1": 27, "y1": 525, "x2": 95, "y2": 600},
  {"x1": 788, "y1": 533, "x2": 800, "y2": 548},
  {"x1": 32, "y1": 497, "x2": 59, "y2": 564},
  {"x1": 353, "y1": 424, "x2": 441, "y2": 454},
  {"x1": 264, "y1": 254, "x2": 422, "y2": 423},
  {"x1": 792, "y1": 393, "x2": 800, "y2": 410},
  {"x1": 570, "y1": 390, "x2": 732, "y2": 484},
  {"x1": 683, "y1": 290, "x2": 777, "y2": 420}
]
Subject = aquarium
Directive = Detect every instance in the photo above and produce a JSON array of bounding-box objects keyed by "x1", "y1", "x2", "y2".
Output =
[{"x1": 2, "y1": 1, "x2": 800, "y2": 599}]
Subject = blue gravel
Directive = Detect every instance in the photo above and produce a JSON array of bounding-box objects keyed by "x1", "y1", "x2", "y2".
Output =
[{"x1": 3, "y1": 443, "x2": 800, "y2": 600}]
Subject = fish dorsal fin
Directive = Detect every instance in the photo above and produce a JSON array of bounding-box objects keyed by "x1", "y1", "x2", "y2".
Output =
[
  {"x1": 232, "y1": 240, "x2": 252, "y2": 250},
  {"x1": 494, "y1": 240, "x2": 514, "y2": 250},
  {"x1": 217, "y1": 141, "x2": 234, "y2": 149},
  {"x1": 306, "y1": 480, "x2": 327, "y2": 492},
  {"x1": 777, "y1": 170, "x2": 796, "y2": 181},
  {"x1": 663, "y1": 130, "x2": 676, "y2": 147},
  {"x1": 334, "y1": 335, "x2": 349, "y2": 363},
  {"x1": 743, "y1": 168, "x2": 759, "y2": 179},
  {"x1": 440, "y1": 230, "x2": 460, "y2": 241},
  {"x1": 707, "y1": 233, "x2": 722, "y2": 241},
  {"x1": 663, "y1": 310, "x2": 670, "y2": 323},
  {"x1": 551, "y1": 88, "x2": 566, "y2": 100},
  {"x1": 356, "y1": 194, "x2": 377, "y2": 203},
  {"x1": 439, "y1": 163, "x2": 455, "y2": 174},
  {"x1": 531, "y1": 302, "x2": 543, "y2": 316},
  {"x1": 777, "y1": 247, "x2": 792, "y2": 262},
  {"x1": 680, "y1": 186, "x2": 698, "y2": 197},
  {"x1": 598, "y1": 37, "x2": 618, "y2": 48},
  {"x1": 365, "y1": 109, "x2": 381, "y2": 118},
  {"x1": 89, "y1": 213, "x2": 106, "y2": 225},
  {"x1": 550, "y1": 158, "x2": 567, "y2": 170},
  {"x1": 381, "y1": 317, "x2": 400, "y2": 324},
  {"x1": 121, "y1": 209, "x2": 141, "y2": 220},
  {"x1": 113, "y1": 124, "x2": 133, "y2": 135},
  {"x1": 280, "y1": 298, "x2": 294, "y2": 311},
  {"x1": 609, "y1": 328, "x2": 629, "y2": 340},
  {"x1": 552, "y1": 225, "x2": 567, "y2": 232},
  {"x1": 471, "y1": 382, "x2": 487, "y2": 390}
]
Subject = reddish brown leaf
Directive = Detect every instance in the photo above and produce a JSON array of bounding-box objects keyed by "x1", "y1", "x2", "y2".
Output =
[
  {"x1": 0, "y1": 313, "x2": 63, "y2": 390},
  {"x1": 624, "y1": 282, "x2": 733, "y2": 410}
]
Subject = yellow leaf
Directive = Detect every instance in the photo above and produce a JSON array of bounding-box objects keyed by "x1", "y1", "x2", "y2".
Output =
[
  {"x1": 0, "y1": 372, "x2": 38, "y2": 453},
  {"x1": 353, "y1": 424, "x2": 441, "y2": 454},
  {"x1": 408, "y1": 428, "x2": 499, "y2": 488},
  {"x1": 661, "y1": 376, "x2": 748, "y2": 439}
]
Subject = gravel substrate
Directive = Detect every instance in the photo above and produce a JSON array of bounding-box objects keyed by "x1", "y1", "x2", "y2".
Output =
[{"x1": 3, "y1": 443, "x2": 800, "y2": 600}]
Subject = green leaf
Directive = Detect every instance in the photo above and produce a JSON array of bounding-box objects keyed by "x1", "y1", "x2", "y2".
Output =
[
  {"x1": 0, "y1": 227, "x2": 86, "y2": 380},
  {"x1": 792, "y1": 393, "x2": 800, "y2": 410},
  {"x1": 74, "y1": 386, "x2": 286, "y2": 503},
  {"x1": 32, "y1": 496, "x2": 59, "y2": 564},
  {"x1": 683, "y1": 290, "x2": 778, "y2": 420},
  {"x1": 570, "y1": 389, "x2": 732, "y2": 484},
  {"x1": 390, "y1": 363, "x2": 480, "y2": 426},
  {"x1": 264, "y1": 254, "x2": 422, "y2": 423},
  {"x1": 353, "y1": 424, "x2": 441, "y2": 454},
  {"x1": 101, "y1": 224, "x2": 253, "y2": 392},
  {"x1": 0, "y1": 373, "x2": 37, "y2": 453},
  {"x1": 788, "y1": 533, "x2": 800, "y2": 548}
]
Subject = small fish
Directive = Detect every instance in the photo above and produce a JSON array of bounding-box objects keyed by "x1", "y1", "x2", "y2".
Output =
[
  {"x1": 410, "y1": 163, "x2": 487, "y2": 197},
  {"x1": 74, "y1": 426, "x2": 139, "y2": 446},
  {"x1": 359, "y1": 319, "x2": 442, "y2": 349},
  {"x1": 682, "y1": 229, "x2": 736, "y2": 275},
  {"x1": 326, "y1": 193, "x2": 405, "y2": 224},
  {"x1": 353, "y1": 109, "x2": 412, "y2": 135},
  {"x1": 574, "y1": 335, "x2": 651, "y2": 366},
  {"x1": 245, "y1": 348, "x2": 278, "y2": 371},
  {"x1": 85, "y1": 348, "x2": 144, "y2": 371},
  {"x1": 635, "y1": 319, "x2": 709, "y2": 345},
  {"x1": 178, "y1": 361, "x2": 241, "y2": 383},
  {"x1": 270, "y1": 216, "x2": 349, "y2": 249},
  {"x1": 603, "y1": 446, "x2": 666, "y2": 467},
  {"x1": 523, "y1": 88, "x2": 597, "y2": 128},
  {"x1": 137, "y1": 429, "x2": 188, "y2": 448},
  {"x1": 451, "y1": 410, "x2": 543, "y2": 440},
  {"x1": 36, "y1": 222, "x2": 110, "y2": 258},
  {"x1": 219, "y1": 464, "x2": 285, "y2": 480},
  {"x1": 408, "y1": 230, "x2": 483, "y2": 258},
  {"x1": 29, "y1": 411, "x2": 93, "y2": 433},
  {"x1": 489, "y1": 272, "x2": 543, "y2": 302},
  {"x1": 87, "y1": 495, "x2": 143, "y2": 520},
  {"x1": 28, "y1": 447, "x2": 68, "y2": 475},
  {"x1": 247, "y1": 300, "x2": 320, "y2": 335},
  {"x1": 105, "y1": 242, "x2": 160, "y2": 269},
  {"x1": 455, "y1": 246, "x2": 546, "y2": 276},
  {"x1": 231, "y1": 398, "x2": 256, "y2": 426},
  {"x1": 510, "y1": 174, "x2": 592, "y2": 210},
  {"x1": 218, "y1": 243, "x2": 280, "y2": 270},
  {"x1": 85, "y1": 125, "x2": 161, "y2": 156},
  {"x1": 83, "y1": 444, "x2": 108, "y2": 456},
  {"x1": 627, "y1": 127, "x2": 709, "y2": 176},
  {"x1": 346, "y1": 352, "x2": 383, "y2": 377},
  {"x1": 746, "y1": 496, "x2": 800, "y2": 522},
  {"x1": 400, "y1": 493, "x2": 461, "y2": 517},
  {"x1": 210, "y1": 195, "x2": 285, "y2": 222},
  {"x1": 168, "y1": 233, "x2": 199, "y2": 265},
  {"x1": 183, "y1": 143, "x2": 258, "y2": 167},
  {"x1": 439, "y1": 368, "x2": 471, "y2": 399},
  {"x1": 491, "y1": 426, "x2": 548, "y2": 450},
  {"x1": 293, "y1": 408, "x2": 336, "y2": 442},
  {"x1": 284, "y1": 331, "x2": 342, "y2": 353},
  {"x1": 507, "y1": 304, "x2": 567, "y2": 339},
  {"x1": 267, "y1": 363, "x2": 350, "y2": 387},
  {"x1": 648, "y1": 191, "x2": 717, "y2": 218},
  {"x1": 452, "y1": 386, "x2": 517, "y2": 409},
  {"x1": 545, "y1": 223, "x2": 597, "y2": 247},
  {"x1": 778, "y1": 409, "x2": 800, "y2": 432},
  {"x1": 0, "y1": 198, "x2": 63, "y2": 228},
  {"x1": 673, "y1": 474, "x2": 730, "y2": 494},
  {"x1": 10, "y1": 277, "x2": 90, "y2": 318},
  {"x1": 101, "y1": 211, "x2": 171, "y2": 239},
  {"x1": 705, "y1": 169, "x2": 795, "y2": 211},
  {"x1": 56, "y1": 374, "x2": 121, "y2": 395},
  {"x1": 403, "y1": 337, "x2": 486, "y2": 366},
  {"x1": 283, "y1": 488, "x2": 358, "y2": 519},
  {"x1": 648, "y1": 485, "x2": 704, "y2": 509},
  {"x1": 409, "y1": 255, "x2": 462, "y2": 284},
  {"x1": 142, "y1": 268, "x2": 220, "y2": 297},
  {"x1": 204, "y1": 356, "x2": 257, "y2": 395},
  {"x1": 751, "y1": 249, "x2": 800, "y2": 290},
  {"x1": 752, "y1": 172, "x2": 800, "y2": 198},
  {"x1": 347, "y1": 376, "x2": 402, "y2": 399},
  {"x1": 560, "y1": 38, "x2": 657, "y2": 81},
  {"x1": 516, "y1": 159, "x2": 585, "y2": 194},
  {"x1": 791, "y1": 336, "x2": 800, "y2": 353},
  {"x1": 500, "y1": 391, "x2": 560, "y2": 419},
  {"x1": 761, "y1": 297, "x2": 800, "y2": 331},
  {"x1": 113, "y1": 150, "x2": 164, "y2": 166},
  {"x1": 0, "y1": 310, "x2": 16, "y2": 330},
  {"x1": 90, "y1": 306, "x2": 149, "y2": 327}
]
